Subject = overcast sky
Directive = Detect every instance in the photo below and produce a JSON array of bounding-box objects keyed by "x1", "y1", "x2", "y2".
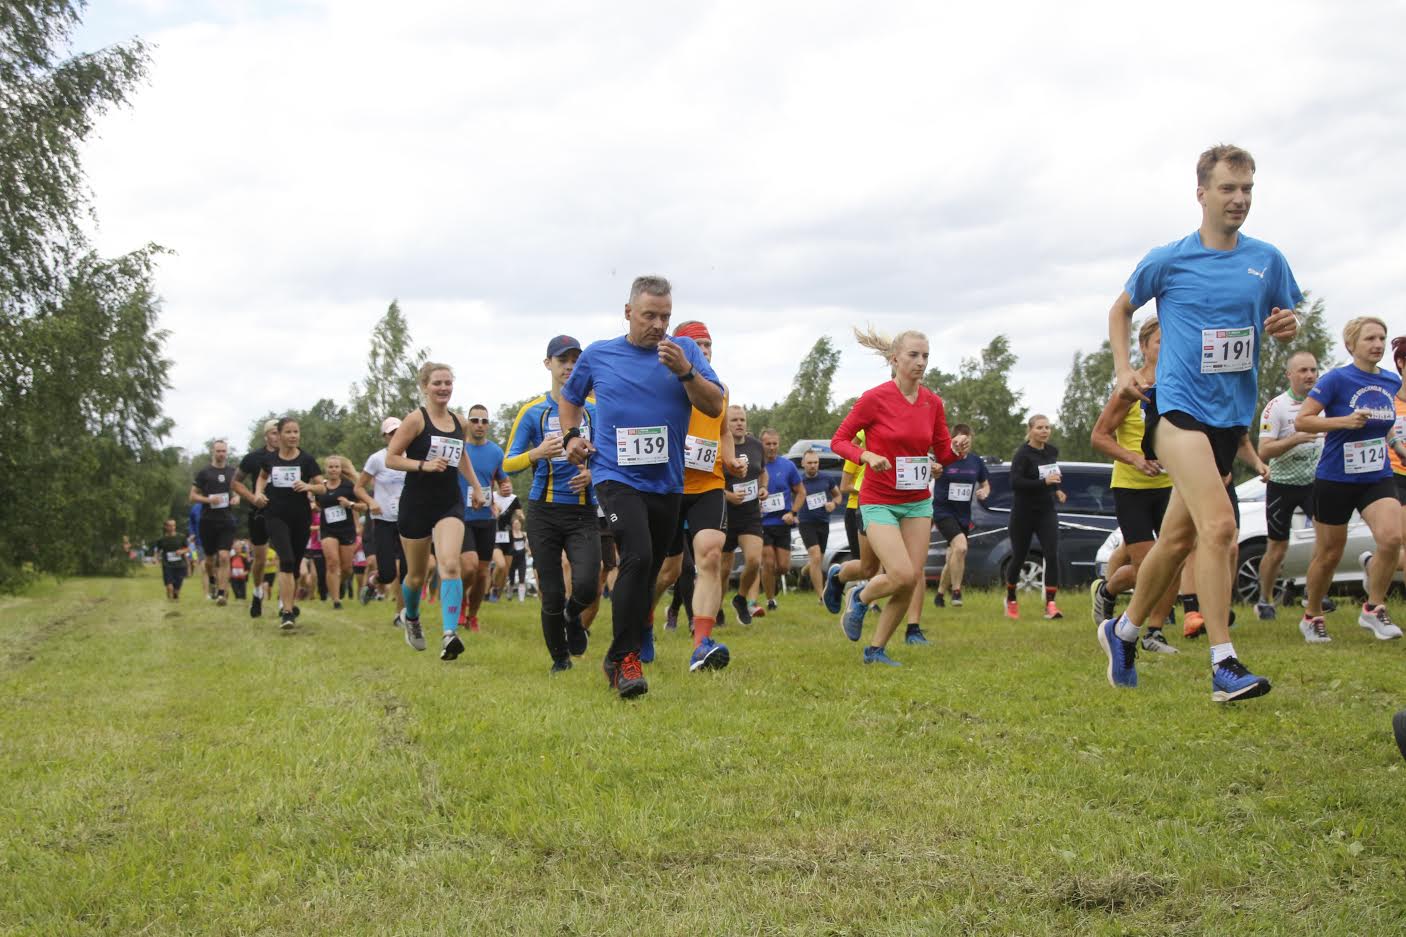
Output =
[{"x1": 77, "y1": 1, "x2": 1406, "y2": 454}]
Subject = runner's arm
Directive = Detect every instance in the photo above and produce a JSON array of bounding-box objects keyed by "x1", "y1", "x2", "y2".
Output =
[
  {"x1": 1090, "y1": 392, "x2": 1155, "y2": 472},
  {"x1": 1294, "y1": 396, "x2": 1358, "y2": 434},
  {"x1": 1108, "y1": 292, "x2": 1149, "y2": 403},
  {"x1": 385, "y1": 411, "x2": 427, "y2": 472},
  {"x1": 231, "y1": 469, "x2": 258, "y2": 502}
]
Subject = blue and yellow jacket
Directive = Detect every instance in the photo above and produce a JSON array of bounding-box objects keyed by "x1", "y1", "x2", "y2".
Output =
[{"x1": 504, "y1": 391, "x2": 598, "y2": 506}]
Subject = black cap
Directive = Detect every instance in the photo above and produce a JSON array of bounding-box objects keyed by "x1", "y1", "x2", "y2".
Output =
[{"x1": 546, "y1": 335, "x2": 581, "y2": 358}]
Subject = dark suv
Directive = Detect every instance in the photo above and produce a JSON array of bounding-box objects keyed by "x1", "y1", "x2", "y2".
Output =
[{"x1": 922, "y1": 460, "x2": 1117, "y2": 589}]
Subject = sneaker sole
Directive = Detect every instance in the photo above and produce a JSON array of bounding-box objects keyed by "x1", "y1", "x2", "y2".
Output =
[
  {"x1": 1095, "y1": 621, "x2": 1134, "y2": 688},
  {"x1": 690, "y1": 644, "x2": 730, "y2": 672},
  {"x1": 1359, "y1": 618, "x2": 1403, "y2": 640},
  {"x1": 1212, "y1": 679, "x2": 1271, "y2": 703},
  {"x1": 439, "y1": 638, "x2": 464, "y2": 660},
  {"x1": 279, "y1": 620, "x2": 295, "y2": 631},
  {"x1": 405, "y1": 632, "x2": 426, "y2": 651},
  {"x1": 1089, "y1": 580, "x2": 1105, "y2": 626},
  {"x1": 822, "y1": 567, "x2": 844, "y2": 615},
  {"x1": 617, "y1": 678, "x2": 648, "y2": 699},
  {"x1": 733, "y1": 597, "x2": 753, "y2": 625}
]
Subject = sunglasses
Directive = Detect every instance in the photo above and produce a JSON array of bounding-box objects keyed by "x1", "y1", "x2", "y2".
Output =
[{"x1": 467, "y1": 417, "x2": 490, "y2": 425}]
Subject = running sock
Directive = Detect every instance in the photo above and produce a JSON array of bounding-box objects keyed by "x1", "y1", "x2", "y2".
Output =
[
  {"x1": 1044, "y1": 587, "x2": 1057, "y2": 603},
  {"x1": 1114, "y1": 613, "x2": 1140, "y2": 642},
  {"x1": 1181, "y1": 593, "x2": 1200, "y2": 615},
  {"x1": 1006, "y1": 584, "x2": 1017, "y2": 602},
  {"x1": 693, "y1": 615, "x2": 714, "y2": 646},
  {"x1": 1210, "y1": 642, "x2": 1235, "y2": 665},
  {"x1": 905, "y1": 622, "x2": 920, "y2": 633},
  {"x1": 402, "y1": 583, "x2": 422, "y2": 621},
  {"x1": 440, "y1": 578, "x2": 463, "y2": 633}
]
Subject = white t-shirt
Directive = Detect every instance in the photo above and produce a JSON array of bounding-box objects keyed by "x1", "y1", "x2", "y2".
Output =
[
  {"x1": 362, "y1": 448, "x2": 407, "y2": 522},
  {"x1": 1259, "y1": 391, "x2": 1321, "y2": 486}
]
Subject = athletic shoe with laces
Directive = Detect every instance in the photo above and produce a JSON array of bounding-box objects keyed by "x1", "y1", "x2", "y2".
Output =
[
  {"x1": 1004, "y1": 599, "x2": 1018, "y2": 620},
  {"x1": 689, "y1": 637, "x2": 730, "y2": 671},
  {"x1": 1140, "y1": 629, "x2": 1179, "y2": 654},
  {"x1": 1298, "y1": 615, "x2": 1331, "y2": 644},
  {"x1": 1211, "y1": 656, "x2": 1271, "y2": 702},
  {"x1": 403, "y1": 617, "x2": 426, "y2": 650},
  {"x1": 602, "y1": 656, "x2": 620, "y2": 689},
  {"x1": 292, "y1": 605, "x2": 301, "y2": 620},
  {"x1": 766, "y1": 599, "x2": 777, "y2": 612},
  {"x1": 250, "y1": 592, "x2": 262, "y2": 618},
  {"x1": 1358, "y1": 603, "x2": 1403, "y2": 640},
  {"x1": 951, "y1": 591, "x2": 963, "y2": 607},
  {"x1": 216, "y1": 591, "x2": 227, "y2": 607},
  {"x1": 440, "y1": 630, "x2": 465, "y2": 661},
  {"x1": 841, "y1": 582, "x2": 868, "y2": 641},
  {"x1": 1182, "y1": 610, "x2": 1205, "y2": 639},
  {"x1": 1322, "y1": 596, "x2": 1338, "y2": 613},
  {"x1": 822, "y1": 564, "x2": 845, "y2": 614},
  {"x1": 732, "y1": 593, "x2": 753, "y2": 625},
  {"x1": 932, "y1": 591, "x2": 945, "y2": 609},
  {"x1": 332, "y1": 600, "x2": 342, "y2": 610},
  {"x1": 1255, "y1": 601, "x2": 1277, "y2": 621},
  {"x1": 1097, "y1": 618, "x2": 1138, "y2": 688},
  {"x1": 1044, "y1": 601, "x2": 1063, "y2": 620},
  {"x1": 616, "y1": 652, "x2": 648, "y2": 698},
  {"x1": 279, "y1": 611, "x2": 295, "y2": 631},
  {"x1": 665, "y1": 606, "x2": 678, "y2": 631},
  {"x1": 1090, "y1": 579, "x2": 1114, "y2": 626},
  {"x1": 550, "y1": 657, "x2": 572, "y2": 674},
  {"x1": 360, "y1": 584, "x2": 375, "y2": 605},
  {"x1": 862, "y1": 646, "x2": 901, "y2": 666},
  {"x1": 748, "y1": 602, "x2": 765, "y2": 619},
  {"x1": 904, "y1": 627, "x2": 930, "y2": 646},
  {"x1": 565, "y1": 607, "x2": 588, "y2": 657}
]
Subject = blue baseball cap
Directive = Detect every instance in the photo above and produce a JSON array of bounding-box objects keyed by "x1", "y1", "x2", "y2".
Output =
[{"x1": 546, "y1": 335, "x2": 581, "y2": 358}]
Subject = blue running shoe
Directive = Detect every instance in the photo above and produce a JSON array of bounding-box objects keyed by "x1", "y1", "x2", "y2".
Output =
[
  {"x1": 904, "y1": 626, "x2": 930, "y2": 645},
  {"x1": 1096, "y1": 618, "x2": 1137, "y2": 688},
  {"x1": 689, "y1": 637, "x2": 730, "y2": 672},
  {"x1": 1211, "y1": 656, "x2": 1271, "y2": 702},
  {"x1": 823, "y1": 563, "x2": 845, "y2": 614},
  {"x1": 862, "y1": 646, "x2": 901, "y2": 666},
  {"x1": 640, "y1": 625, "x2": 656, "y2": 664},
  {"x1": 842, "y1": 582, "x2": 868, "y2": 641}
]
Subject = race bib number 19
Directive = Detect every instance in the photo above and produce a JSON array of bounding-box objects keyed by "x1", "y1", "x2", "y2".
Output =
[
  {"x1": 617, "y1": 426, "x2": 668, "y2": 466},
  {"x1": 895, "y1": 456, "x2": 931, "y2": 491},
  {"x1": 1344, "y1": 438, "x2": 1386, "y2": 475},
  {"x1": 1200, "y1": 327, "x2": 1254, "y2": 374}
]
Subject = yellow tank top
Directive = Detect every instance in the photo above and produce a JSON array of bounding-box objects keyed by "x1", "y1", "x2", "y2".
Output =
[
  {"x1": 1112, "y1": 402, "x2": 1172, "y2": 490},
  {"x1": 843, "y1": 430, "x2": 866, "y2": 508},
  {"x1": 1392, "y1": 396, "x2": 1406, "y2": 476},
  {"x1": 682, "y1": 403, "x2": 726, "y2": 495}
]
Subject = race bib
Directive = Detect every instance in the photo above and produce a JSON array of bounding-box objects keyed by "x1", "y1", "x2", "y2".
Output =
[
  {"x1": 496, "y1": 530, "x2": 511, "y2": 544},
  {"x1": 323, "y1": 505, "x2": 348, "y2": 525},
  {"x1": 385, "y1": 495, "x2": 399, "y2": 517},
  {"x1": 735, "y1": 479, "x2": 758, "y2": 502},
  {"x1": 270, "y1": 465, "x2": 300, "y2": 488},
  {"x1": 760, "y1": 492, "x2": 786, "y2": 513},
  {"x1": 1200, "y1": 327, "x2": 1254, "y2": 374},
  {"x1": 1037, "y1": 463, "x2": 1061, "y2": 481},
  {"x1": 165, "y1": 551, "x2": 182, "y2": 563},
  {"x1": 684, "y1": 435, "x2": 719, "y2": 472},
  {"x1": 948, "y1": 482, "x2": 973, "y2": 502},
  {"x1": 805, "y1": 491, "x2": 827, "y2": 511},
  {"x1": 1344, "y1": 438, "x2": 1386, "y2": 475},
  {"x1": 617, "y1": 426, "x2": 668, "y2": 466},
  {"x1": 895, "y1": 456, "x2": 931, "y2": 491},
  {"x1": 1393, "y1": 416, "x2": 1406, "y2": 444},
  {"x1": 208, "y1": 492, "x2": 230, "y2": 509},
  {"x1": 427, "y1": 435, "x2": 464, "y2": 467},
  {"x1": 547, "y1": 418, "x2": 589, "y2": 463}
]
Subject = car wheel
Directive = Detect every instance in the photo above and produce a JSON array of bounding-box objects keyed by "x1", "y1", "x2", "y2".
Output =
[
  {"x1": 1001, "y1": 554, "x2": 1045, "y2": 592},
  {"x1": 1234, "y1": 539, "x2": 1287, "y2": 606}
]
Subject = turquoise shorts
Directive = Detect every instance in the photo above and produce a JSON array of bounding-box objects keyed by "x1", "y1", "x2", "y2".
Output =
[{"x1": 860, "y1": 498, "x2": 934, "y2": 527}]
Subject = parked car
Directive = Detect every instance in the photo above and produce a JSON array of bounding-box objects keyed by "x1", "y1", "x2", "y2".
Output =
[
  {"x1": 787, "y1": 460, "x2": 1118, "y2": 590},
  {"x1": 1095, "y1": 476, "x2": 1398, "y2": 605}
]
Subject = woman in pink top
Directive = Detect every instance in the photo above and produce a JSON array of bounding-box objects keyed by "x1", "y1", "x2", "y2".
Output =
[{"x1": 830, "y1": 327, "x2": 957, "y2": 666}]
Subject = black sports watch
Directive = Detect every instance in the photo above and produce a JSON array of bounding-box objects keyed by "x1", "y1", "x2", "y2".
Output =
[
  {"x1": 562, "y1": 427, "x2": 582, "y2": 446},
  {"x1": 678, "y1": 367, "x2": 696, "y2": 383}
]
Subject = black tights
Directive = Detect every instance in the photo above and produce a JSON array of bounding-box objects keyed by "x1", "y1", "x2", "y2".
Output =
[
  {"x1": 1007, "y1": 504, "x2": 1059, "y2": 595},
  {"x1": 597, "y1": 481, "x2": 680, "y2": 663}
]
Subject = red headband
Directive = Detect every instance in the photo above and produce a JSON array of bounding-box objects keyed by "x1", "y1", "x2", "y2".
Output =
[{"x1": 674, "y1": 322, "x2": 711, "y2": 342}]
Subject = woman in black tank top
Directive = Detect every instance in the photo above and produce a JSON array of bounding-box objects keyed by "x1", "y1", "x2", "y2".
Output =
[{"x1": 385, "y1": 363, "x2": 486, "y2": 661}]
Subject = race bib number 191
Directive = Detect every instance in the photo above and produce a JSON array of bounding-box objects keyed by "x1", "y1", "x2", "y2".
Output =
[
  {"x1": 1200, "y1": 327, "x2": 1254, "y2": 374},
  {"x1": 617, "y1": 426, "x2": 668, "y2": 466}
]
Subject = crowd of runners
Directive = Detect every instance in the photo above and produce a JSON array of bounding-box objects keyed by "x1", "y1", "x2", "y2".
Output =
[{"x1": 151, "y1": 143, "x2": 1405, "y2": 703}]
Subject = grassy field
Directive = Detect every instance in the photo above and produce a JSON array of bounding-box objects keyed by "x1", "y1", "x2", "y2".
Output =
[{"x1": 2, "y1": 571, "x2": 1405, "y2": 936}]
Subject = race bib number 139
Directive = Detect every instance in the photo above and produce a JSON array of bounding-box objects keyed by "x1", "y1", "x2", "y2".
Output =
[{"x1": 617, "y1": 426, "x2": 668, "y2": 466}]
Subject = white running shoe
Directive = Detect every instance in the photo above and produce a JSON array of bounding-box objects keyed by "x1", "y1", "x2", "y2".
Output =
[
  {"x1": 1358, "y1": 604, "x2": 1403, "y2": 641},
  {"x1": 1298, "y1": 615, "x2": 1332, "y2": 644},
  {"x1": 404, "y1": 616, "x2": 427, "y2": 651}
]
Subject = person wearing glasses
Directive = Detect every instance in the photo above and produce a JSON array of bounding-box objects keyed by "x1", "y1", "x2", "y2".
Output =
[{"x1": 460, "y1": 403, "x2": 508, "y2": 634}]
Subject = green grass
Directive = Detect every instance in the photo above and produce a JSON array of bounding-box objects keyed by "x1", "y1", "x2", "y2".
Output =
[{"x1": 2, "y1": 572, "x2": 1404, "y2": 936}]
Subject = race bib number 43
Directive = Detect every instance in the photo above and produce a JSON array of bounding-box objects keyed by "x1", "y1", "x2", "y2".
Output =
[
  {"x1": 895, "y1": 456, "x2": 931, "y2": 491},
  {"x1": 427, "y1": 435, "x2": 464, "y2": 467},
  {"x1": 1201, "y1": 327, "x2": 1254, "y2": 374},
  {"x1": 1344, "y1": 438, "x2": 1387, "y2": 475},
  {"x1": 617, "y1": 426, "x2": 668, "y2": 466},
  {"x1": 270, "y1": 466, "x2": 300, "y2": 488}
]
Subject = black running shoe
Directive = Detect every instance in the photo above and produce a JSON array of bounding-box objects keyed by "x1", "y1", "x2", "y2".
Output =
[
  {"x1": 250, "y1": 592, "x2": 262, "y2": 618},
  {"x1": 565, "y1": 605, "x2": 588, "y2": 657},
  {"x1": 279, "y1": 611, "x2": 295, "y2": 631},
  {"x1": 440, "y1": 631, "x2": 465, "y2": 661},
  {"x1": 732, "y1": 593, "x2": 752, "y2": 625}
]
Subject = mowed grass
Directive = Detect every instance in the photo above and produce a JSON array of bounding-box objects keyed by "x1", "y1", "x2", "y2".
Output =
[{"x1": 2, "y1": 572, "x2": 1405, "y2": 936}]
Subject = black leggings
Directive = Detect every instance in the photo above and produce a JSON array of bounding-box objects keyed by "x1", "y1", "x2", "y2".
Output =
[
  {"x1": 596, "y1": 480, "x2": 681, "y2": 663},
  {"x1": 266, "y1": 510, "x2": 311, "y2": 574},
  {"x1": 526, "y1": 503, "x2": 601, "y2": 661},
  {"x1": 1007, "y1": 503, "x2": 1059, "y2": 589}
]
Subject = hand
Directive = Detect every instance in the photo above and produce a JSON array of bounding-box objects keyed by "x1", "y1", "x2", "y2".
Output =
[
  {"x1": 422, "y1": 457, "x2": 449, "y2": 473},
  {"x1": 292, "y1": 480, "x2": 310, "y2": 493},
  {"x1": 1044, "y1": 472, "x2": 1062, "y2": 486},
  {"x1": 861, "y1": 451, "x2": 891, "y2": 473},
  {"x1": 368, "y1": 499, "x2": 382, "y2": 516},
  {"x1": 951, "y1": 434, "x2": 971, "y2": 458},
  {"x1": 230, "y1": 494, "x2": 241, "y2": 506},
  {"x1": 724, "y1": 490, "x2": 742, "y2": 506},
  {"x1": 338, "y1": 497, "x2": 353, "y2": 508},
  {"x1": 723, "y1": 456, "x2": 747, "y2": 478},
  {"x1": 470, "y1": 489, "x2": 486, "y2": 509},
  {"x1": 1344, "y1": 410, "x2": 1370, "y2": 430},
  {"x1": 825, "y1": 500, "x2": 835, "y2": 512},
  {"x1": 1255, "y1": 460, "x2": 1270, "y2": 483},
  {"x1": 565, "y1": 436, "x2": 593, "y2": 466},
  {"x1": 1055, "y1": 490, "x2": 1067, "y2": 504},
  {"x1": 783, "y1": 511, "x2": 796, "y2": 526},
  {"x1": 657, "y1": 338, "x2": 691, "y2": 376},
  {"x1": 1265, "y1": 306, "x2": 1299, "y2": 341},
  {"x1": 932, "y1": 465, "x2": 944, "y2": 480},
  {"x1": 1114, "y1": 367, "x2": 1150, "y2": 404},
  {"x1": 568, "y1": 467, "x2": 592, "y2": 493},
  {"x1": 535, "y1": 434, "x2": 565, "y2": 461},
  {"x1": 253, "y1": 493, "x2": 268, "y2": 509},
  {"x1": 1130, "y1": 454, "x2": 1161, "y2": 477}
]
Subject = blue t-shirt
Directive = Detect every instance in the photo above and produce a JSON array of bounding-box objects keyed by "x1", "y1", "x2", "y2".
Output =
[
  {"x1": 761, "y1": 457, "x2": 803, "y2": 526},
  {"x1": 459, "y1": 440, "x2": 505, "y2": 521},
  {"x1": 932, "y1": 453, "x2": 989, "y2": 522},
  {"x1": 798, "y1": 471, "x2": 839, "y2": 523},
  {"x1": 561, "y1": 334, "x2": 723, "y2": 495},
  {"x1": 1307, "y1": 364, "x2": 1401, "y2": 483},
  {"x1": 1125, "y1": 230, "x2": 1302, "y2": 428}
]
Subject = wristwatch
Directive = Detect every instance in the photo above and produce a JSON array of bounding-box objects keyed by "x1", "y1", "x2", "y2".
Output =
[{"x1": 678, "y1": 367, "x2": 696, "y2": 383}]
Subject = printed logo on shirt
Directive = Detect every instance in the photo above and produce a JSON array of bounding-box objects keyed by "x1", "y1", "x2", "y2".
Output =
[{"x1": 1247, "y1": 267, "x2": 1265, "y2": 279}]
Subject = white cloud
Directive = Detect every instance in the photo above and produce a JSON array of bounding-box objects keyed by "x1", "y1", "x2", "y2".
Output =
[{"x1": 81, "y1": 0, "x2": 1406, "y2": 454}]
